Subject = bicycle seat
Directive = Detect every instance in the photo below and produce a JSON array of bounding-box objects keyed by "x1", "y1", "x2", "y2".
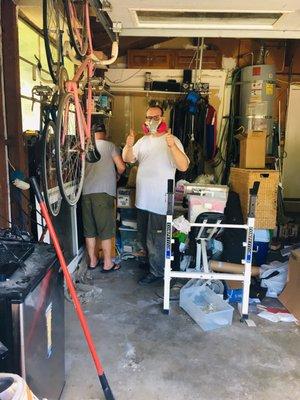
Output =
[{"x1": 86, "y1": 144, "x2": 101, "y2": 163}]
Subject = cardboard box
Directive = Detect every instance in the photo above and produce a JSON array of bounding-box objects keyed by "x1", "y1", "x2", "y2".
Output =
[
  {"x1": 117, "y1": 188, "x2": 135, "y2": 208},
  {"x1": 237, "y1": 130, "x2": 266, "y2": 169},
  {"x1": 279, "y1": 249, "x2": 300, "y2": 321}
]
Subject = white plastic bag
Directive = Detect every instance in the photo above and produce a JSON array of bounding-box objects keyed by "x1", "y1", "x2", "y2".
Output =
[
  {"x1": 260, "y1": 261, "x2": 288, "y2": 298},
  {"x1": 258, "y1": 311, "x2": 297, "y2": 323}
]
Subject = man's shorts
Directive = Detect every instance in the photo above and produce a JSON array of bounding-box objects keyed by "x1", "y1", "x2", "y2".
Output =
[{"x1": 82, "y1": 193, "x2": 115, "y2": 240}]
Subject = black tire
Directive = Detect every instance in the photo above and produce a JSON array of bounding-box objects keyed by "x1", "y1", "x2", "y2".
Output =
[
  {"x1": 41, "y1": 120, "x2": 62, "y2": 216},
  {"x1": 64, "y1": 0, "x2": 89, "y2": 58},
  {"x1": 43, "y1": 0, "x2": 63, "y2": 84},
  {"x1": 55, "y1": 93, "x2": 85, "y2": 206}
]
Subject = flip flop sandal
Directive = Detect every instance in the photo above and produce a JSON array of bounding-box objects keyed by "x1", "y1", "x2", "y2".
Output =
[
  {"x1": 87, "y1": 259, "x2": 101, "y2": 270},
  {"x1": 101, "y1": 263, "x2": 121, "y2": 273},
  {"x1": 87, "y1": 265, "x2": 97, "y2": 270}
]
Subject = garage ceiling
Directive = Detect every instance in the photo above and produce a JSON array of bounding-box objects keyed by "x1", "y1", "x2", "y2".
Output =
[{"x1": 106, "y1": 0, "x2": 300, "y2": 38}]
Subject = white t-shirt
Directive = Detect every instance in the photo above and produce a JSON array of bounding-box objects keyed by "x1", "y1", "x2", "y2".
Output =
[{"x1": 132, "y1": 134, "x2": 187, "y2": 215}]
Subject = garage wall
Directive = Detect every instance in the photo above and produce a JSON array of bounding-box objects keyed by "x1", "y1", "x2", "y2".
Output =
[
  {"x1": 112, "y1": 37, "x2": 300, "y2": 134},
  {"x1": 107, "y1": 69, "x2": 228, "y2": 146}
]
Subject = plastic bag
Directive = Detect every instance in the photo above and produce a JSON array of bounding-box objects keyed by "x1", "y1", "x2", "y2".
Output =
[{"x1": 260, "y1": 261, "x2": 288, "y2": 298}]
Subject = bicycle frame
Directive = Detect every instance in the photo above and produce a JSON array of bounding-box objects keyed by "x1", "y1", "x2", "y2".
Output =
[
  {"x1": 68, "y1": 0, "x2": 94, "y2": 53},
  {"x1": 54, "y1": 0, "x2": 119, "y2": 206},
  {"x1": 62, "y1": 1, "x2": 97, "y2": 148},
  {"x1": 64, "y1": 57, "x2": 95, "y2": 149}
]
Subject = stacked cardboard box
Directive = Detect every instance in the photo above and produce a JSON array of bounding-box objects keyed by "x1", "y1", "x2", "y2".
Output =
[{"x1": 236, "y1": 130, "x2": 266, "y2": 169}]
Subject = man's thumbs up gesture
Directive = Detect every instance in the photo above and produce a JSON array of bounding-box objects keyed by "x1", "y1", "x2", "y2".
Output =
[
  {"x1": 126, "y1": 129, "x2": 135, "y2": 147},
  {"x1": 165, "y1": 129, "x2": 175, "y2": 149}
]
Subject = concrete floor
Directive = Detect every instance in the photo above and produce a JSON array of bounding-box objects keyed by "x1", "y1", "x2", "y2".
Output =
[{"x1": 60, "y1": 260, "x2": 300, "y2": 400}]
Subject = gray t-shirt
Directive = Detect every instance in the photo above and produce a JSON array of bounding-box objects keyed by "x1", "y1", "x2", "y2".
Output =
[{"x1": 82, "y1": 140, "x2": 119, "y2": 197}]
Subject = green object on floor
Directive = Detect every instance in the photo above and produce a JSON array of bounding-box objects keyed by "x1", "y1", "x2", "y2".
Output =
[{"x1": 173, "y1": 231, "x2": 187, "y2": 243}]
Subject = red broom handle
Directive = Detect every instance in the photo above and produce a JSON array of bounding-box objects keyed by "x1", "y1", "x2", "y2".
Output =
[{"x1": 30, "y1": 177, "x2": 114, "y2": 400}]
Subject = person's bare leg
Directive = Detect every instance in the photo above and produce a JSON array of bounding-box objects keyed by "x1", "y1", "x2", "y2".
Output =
[
  {"x1": 85, "y1": 237, "x2": 98, "y2": 268},
  {"x1": 102, "y1": 238, "x2": 114, "y2": 270}
]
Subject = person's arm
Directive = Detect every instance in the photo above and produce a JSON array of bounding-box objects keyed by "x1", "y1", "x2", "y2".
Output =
[
  {"x1": 113, "y1": 154, "x2": 126, "y2": 175},
  {"x1": 122, "y1": 129, "x2": 136, "y2": 163},
  {"x1": 165, "y1": 130, "x2": 189, "y2": 172}
]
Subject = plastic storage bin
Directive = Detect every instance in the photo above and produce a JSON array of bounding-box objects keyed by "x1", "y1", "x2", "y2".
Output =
[
  {"x1": 119, "y1": 227, "x2": 139, "y2": 253},
  {"x1": 186, "y1": 184, "x2": 228, "y2": 223},
  {"x1": 180, "y1": 281, "x2": 234, "y2": 331},
  {"x1": 122, "y1": 220, "x2": 137, "y2": 229},
  {"x1": 119, "y1": 208, "x2": 137, "y2": 220}
]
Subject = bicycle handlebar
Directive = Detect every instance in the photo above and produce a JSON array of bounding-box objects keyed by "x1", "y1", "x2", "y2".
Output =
[
  {"x1": 64, "y1": 40, "x2": 119, "y2": 68},
  {"x1": 96, "y1": 41, "x2": 119, "y2": 66},
  {"x1": 63, "y1": 41, "x2": 82, "y2": 66}
]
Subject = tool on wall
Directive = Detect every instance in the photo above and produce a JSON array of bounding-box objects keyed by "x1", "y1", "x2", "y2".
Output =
[{"x1": 30, "y1": 177, "x2": 115, "y2": 400}]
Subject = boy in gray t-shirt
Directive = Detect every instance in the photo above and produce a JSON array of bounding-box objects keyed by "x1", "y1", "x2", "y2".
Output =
[{"x1": 82, "y1": 123, "x2": 125, "y2": 271}]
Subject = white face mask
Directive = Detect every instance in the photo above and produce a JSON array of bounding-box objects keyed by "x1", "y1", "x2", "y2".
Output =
[{"x1": 147, "y1": 119, "x2": 161, "y2": 133}]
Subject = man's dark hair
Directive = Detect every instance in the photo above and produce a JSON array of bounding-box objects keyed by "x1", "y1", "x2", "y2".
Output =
[
  {"x1": 147, "y1": 105, "x2": 164, "y2": 116},
  {"x1": 92, "y1": 123, "x2": 106, "y2": 133}
]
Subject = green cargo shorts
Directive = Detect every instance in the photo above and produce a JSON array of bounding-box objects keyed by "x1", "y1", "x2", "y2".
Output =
[{"x1": 82, "y1": 193, "x2": 115, "y2": 240}]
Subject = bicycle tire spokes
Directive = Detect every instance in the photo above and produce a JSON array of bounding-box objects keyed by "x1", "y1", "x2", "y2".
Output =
[
  {"x1": 56, "y1": 93, "x2": 85, "y2": 206},
  {"x1": 43, "y1": 0, "x2": 64, "y2": 84},
  {"x1": 65, "y1": 0, "x2": 89, "y2": 58},
  {"x1": 42, "y1": 121, "x2": 62, "y2": 217}
]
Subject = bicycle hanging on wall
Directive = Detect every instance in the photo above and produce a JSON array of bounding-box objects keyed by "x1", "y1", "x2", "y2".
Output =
[{"x1": 40, "y1": 0, "x2": 119, "y2": 208}]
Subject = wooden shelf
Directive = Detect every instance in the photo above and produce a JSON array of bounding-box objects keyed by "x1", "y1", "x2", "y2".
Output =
[
  {"x1": 109, "y1": 88, "x2": 185, "y2": 95},
  {"x1": 91, "y1": 112, "x2": 111, "y2": 117}
]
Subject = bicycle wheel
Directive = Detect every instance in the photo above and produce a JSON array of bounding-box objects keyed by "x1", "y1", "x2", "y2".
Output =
[
  {"x1": 41, "y1": 120, "x2": 62, "y2": 216},
  {"x1": 43, "y1": 0, "x2": 63, "y2": 84},
  {"x1": 64, "y1": 0, "x2": 89, "y2": 58},
  {"x1": 55, "y1": 92, "x2": 85, "y2": 206}
]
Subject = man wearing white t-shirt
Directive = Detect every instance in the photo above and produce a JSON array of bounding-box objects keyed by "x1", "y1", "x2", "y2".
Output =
[{"x1": 123, "y1": 106, "x2": 189, "y2": 284}]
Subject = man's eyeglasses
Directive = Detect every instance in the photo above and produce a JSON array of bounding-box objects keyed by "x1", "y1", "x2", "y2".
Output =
[{"x1": 145, "y1": 115, "x2": 161, "y2": 121}]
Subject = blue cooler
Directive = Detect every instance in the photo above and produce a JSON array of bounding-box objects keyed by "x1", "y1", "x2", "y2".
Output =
[{"x1": 253, "y1": 229, "x2": 270, "y2": 266}]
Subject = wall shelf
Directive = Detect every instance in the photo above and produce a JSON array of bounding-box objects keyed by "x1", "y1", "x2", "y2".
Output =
[{"x1": 109, "y1": 88, "x2": 186, "y2": 95}]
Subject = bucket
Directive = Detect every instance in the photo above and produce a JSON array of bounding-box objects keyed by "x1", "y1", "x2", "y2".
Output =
[{"x1": 0, "y1": 373, "x2": 39, "y2": 400}]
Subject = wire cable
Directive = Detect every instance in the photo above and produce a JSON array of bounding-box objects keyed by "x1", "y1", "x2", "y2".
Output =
[{"x1": 105, "y1": 69, "x2": 142, "y2": 84}]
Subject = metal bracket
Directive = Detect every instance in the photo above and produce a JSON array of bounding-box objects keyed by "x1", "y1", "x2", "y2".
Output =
[{"x1": 112, "y1": 21, "x2": 122, "y2": 33}]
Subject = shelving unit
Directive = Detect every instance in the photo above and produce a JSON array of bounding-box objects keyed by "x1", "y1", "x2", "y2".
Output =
[{"x1": 109, "y1": 88, "x2": 186, "y2": 96}]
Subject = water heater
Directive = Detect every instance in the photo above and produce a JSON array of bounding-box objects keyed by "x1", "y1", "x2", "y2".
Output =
[{"x1": 239, "y1": 64, "x2": 276, "y2": 154}]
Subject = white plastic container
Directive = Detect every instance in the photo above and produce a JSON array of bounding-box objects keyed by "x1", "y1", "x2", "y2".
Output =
[
  {"x1": 122, "y1": 219, "x2": 138, "y2": 230},
  {"x1": 186, "y1": 184, "x2": 228, "y2": 222},
  {"x1": 0, "y1": 373, "x2": 39, "y2": 400},
  {"x1": 180, "y1": 281, "x2": 234, "y2": 331},
  {"x1": 119, "y1": 227, "x2": 139, "y2": 253}
]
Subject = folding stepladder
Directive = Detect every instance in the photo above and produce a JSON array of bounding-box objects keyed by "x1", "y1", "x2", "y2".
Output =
[{"x1": 163, "y1": 179, "x2": 260, "y2": 321}]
